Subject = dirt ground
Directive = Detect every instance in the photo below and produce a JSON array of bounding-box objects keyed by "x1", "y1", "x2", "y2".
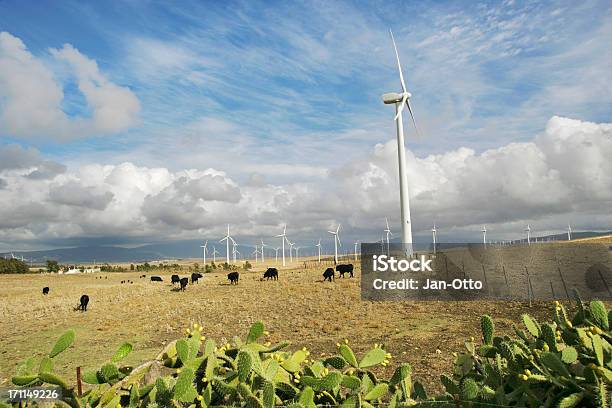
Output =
[{"x1": 0, "y1": 260, "x2": 559, "y2": 394}]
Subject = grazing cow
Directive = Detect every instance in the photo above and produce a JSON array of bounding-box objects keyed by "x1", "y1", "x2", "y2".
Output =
[
  {"x1": 76, "y1": 294, "x2": 89, "y2": 311},
  {"x1": 150, "y1": 276, "x2": 163, "y2": 282},
  {"x1": 42, "y1": 287, "x2": 49, "y2": 295},
  {"x1": 171, "y1": 274, "x2": 180, "y2": 286},
  {"x1": 140, "y1": 274, "x2": 146, "y2": 278},
  {"x1": 227, "y1": 271, "x2": 239, "y2": 285},
  {"x1": 191, "y1": 272, "x2": 203, "y2": 284},
  {"x1": 263, "y1": 268, "x2": 279, "y2": 280},
  {"x1": 336, "y1": 264, "x2": 354, "y2": 278},
  {"x1": 323, "y1": 268, "x2": 335, "y2": 282},
  {"x1": 179, "y1": 277, "x2": 189, "y2": 291}
]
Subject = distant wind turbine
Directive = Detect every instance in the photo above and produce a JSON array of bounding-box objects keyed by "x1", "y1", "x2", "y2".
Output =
[
  {"x1": 354, "y1": 241, "x2": 360, "y2": 261},
  {"x1": 219, "y1": 224, "x2": 236, "y2": 264},
  {"x1": 431, "y1": 224, "x2": 438, "y2": 254},
  {"x1": 295, "y1": 246, "x2": 300, "y2": 262},
  {"x1": 382, "y1": 30, "x2": 421, "y2": 257},
  {"x1": 273, "y1": 247, "x2": 280, "y2": 263},
  {"x1": 525, "y1": 224, "x2": 531, "y2": 245},
  {"x1": 567, "y1": 224, "x2": 572, "y2": 241},
  {"x1": 328, "y1": 224, "x2": 341, "y2": 264},
  {"x1": 275, "y1": 224, "x2": 289, "y2": 267},
  {"x1": 481, "y1": 226, "x2": 487, "y2": 247},
  {"x1": 200, "y1": 240, "x2": 208, "y2": 265},
  {"x1": 288, "y1": 240, "x2": 295, "y2": 263},
  {"x1": 232, "y1": 240, "x2": 238, "y2": 263},
  {"x1": 260, "y1": 239, "x2": 267, "y2": 263},
  {"x1": 252, "y1": 245, "x2": 260, "y2": 263},
  {"x1": 315, "y1": 239, "x2": 322, "y2": 263},
  {"x1": 384, "y1": 217, "x2": 393, "y2": 255},
  {"x1": 212, "y1": 246, "x2": 219, "y2": 263}
]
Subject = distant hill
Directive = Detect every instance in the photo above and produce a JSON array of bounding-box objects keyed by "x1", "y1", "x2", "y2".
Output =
[{"x1": 2, "y1": 231, "x2": 611, "y2": 264}]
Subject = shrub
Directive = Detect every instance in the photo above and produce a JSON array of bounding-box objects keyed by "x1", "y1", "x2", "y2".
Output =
[{"x1": 0, "y1": 258, "x2": 29, "y2": 274}]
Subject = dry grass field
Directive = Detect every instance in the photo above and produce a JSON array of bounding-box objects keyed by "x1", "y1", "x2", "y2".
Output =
[{"x1": 0, "y1": 258, "x2": 560, "y2": 394}]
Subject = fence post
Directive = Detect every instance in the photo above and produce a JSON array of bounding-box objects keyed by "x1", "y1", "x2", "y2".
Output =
[{"x1": 76, "y1": 366, "x2": 83, "y2": 397}]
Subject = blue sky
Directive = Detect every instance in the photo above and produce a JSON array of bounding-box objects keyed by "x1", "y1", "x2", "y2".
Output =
[{"x1": 0, "y1": 0, "x2": 611, "y2": 250}]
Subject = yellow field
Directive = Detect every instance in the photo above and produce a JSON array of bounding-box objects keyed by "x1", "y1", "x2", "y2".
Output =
[{"x1": 0, "y1": 261, "x2": 554, "y2": 392}]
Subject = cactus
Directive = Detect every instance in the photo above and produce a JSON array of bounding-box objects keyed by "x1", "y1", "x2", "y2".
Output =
[{"x1": 480, "y1": 315, "x2": 494, "y2": 345}]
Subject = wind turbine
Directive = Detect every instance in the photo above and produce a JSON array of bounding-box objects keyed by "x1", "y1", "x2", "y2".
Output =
[
  {"x1": 287, "y1": 240, "x2": 295, "y2": 263},
  {"x1": 328, "y1": 224, "x2": 341, "y2": 264},
  {"x1": 567, "y1": 224, "x2": 572, "y2": 241},
  {"x1": 275, "y1": 224, "x2": 288, "y2": 267},
  {"x1": 252, "y1": 245, "x2": 260, "y2": 263},
  {"x1": 232, "y1": 240, "x2": 238, "y2": 263},
  {"x1": 260, "y1": 239, "x2": 267, "y2": 263},
  {"x1": 354, "y1": 241, "x2": 360, "y2": 261},
  {"x1": 384, "y1": 217, "x2": 393, "y2": 255},
  {"x1": 274, "y1": 247, "x2": 280, "y2": 263},
  {"x1": 481, "y1": 226, "x2": 487, "y2": 247},
  {"x1": 382, "y1": 30, "x2": 420, "y2": 257},
  {"x1": 525, "y1": 224, "x2": 531, "y2": 245},
  {"x1": 212, "y1": 247, "x2": 219, "y2": 263},
  {"x1": 315, "y1": 239, "x2": 322, "y2": 263},
  {"x1": 295, "y1": 246, "x2": 300, "y2": 262},
  {"x1": 200, "y1": 240, "x2": 208, "y2": 265},
  {"x1": 431, "y1": 224, "x2": 438, "y2": 254},
  {"x1": 219, "y1": 224, "x2": 236, "y2": 264}
]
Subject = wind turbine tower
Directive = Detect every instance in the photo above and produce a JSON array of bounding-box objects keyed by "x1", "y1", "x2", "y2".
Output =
[
  {"x1": 525, "y1": 224, "x2": 531, "y2": 245},
  {"x1": 200, "y1": 240, "x2": 208, "y2": 265},
  {"x1": 315, "y1": 239, "x2": 322, "y2": 263},
  {"x1": 431, "y1": 224, "x2": 438, "y2": 254},
  {"x1": 481, "y1": 226, "x2": 487, "y2": 247},
  {"x1": 275, "y1": 224, "x2": 288, "y2": 267},
  {"x1": 567, "y1": 224, "x2": 572, "y2": 241},
  {"x1": 260, "y1": 239, "x2": 267, "y2": 263},
  {"x1": 219, "y1": 224, "x2": 235, "y2": 264}
]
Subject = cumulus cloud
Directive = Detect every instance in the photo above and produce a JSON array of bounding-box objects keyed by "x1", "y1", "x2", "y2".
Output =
[
  {"x1": 0, "y1": 116, "x2": 610, "y2": 247},
  {"x1": 0, "y1": 32, "x2": 139, "y2": 140}
]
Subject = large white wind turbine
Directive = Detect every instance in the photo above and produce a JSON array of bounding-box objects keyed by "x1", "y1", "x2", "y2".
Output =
[
  {"x1": 200, "y1": 240, "x2": 208, "y2": 265},
  {"x1": 382, "y1": 30, "x2": 420, "y2": 257},
  {"x1": 567, "y1": 224, "x2": 572, "y2": 241},
  {"x1": 328, "y1": 224, "x2": 341, "y2": 264},
  {"x1": 315, "y1": 239, "x2": 322, "y2": 263},
  {"x1": 275, "y1": 225, "x2": 288, "y2": 267},
  {"x1": 481, "y1": 226, "x2": 487, "y2": 246},
  {"x1": 219, "y1": 224, "x2": 236, "y2": 264}
]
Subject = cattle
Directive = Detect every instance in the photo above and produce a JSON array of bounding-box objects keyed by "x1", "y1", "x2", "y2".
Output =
[
  {"x1": 227, "y1": 271, "x2": 239, "y2": 285},
  {"x1": 191, "y1": 273, "x2": 203, "y2": 284},
  {"x1": 179, "y1": 277, "x2": 189, "y2": 291},
  {"x1": 171, "y1": 274, "x2": 180, "y2": 286},
  {"x1": 263, "y1": 268, "x2": 278, "y2": 280},
  {"x1": 150, "y1": 276, "x2": 163, "y2": 282},
  {"x1": 121, "y1": 280, "x2": 125, "y2": 284},
  {"x1": 323, "y1": 268, "x2": 335, "y2": 282},
  {"x1": 336, "y1": 264, "x2": 354, "y2": 278},
  {"x1": 42, "y1": 287, "x2": 49, "y2": 295},
  {"x1": 140, "y1": 274, "x2": 146, "y2": 278},
  {"x1": 76, "y1": 294, "x2": 89, "y2": 311}
]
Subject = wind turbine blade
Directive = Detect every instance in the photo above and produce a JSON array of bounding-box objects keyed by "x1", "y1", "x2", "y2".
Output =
[
  {"x1": 385, "y1": 217, "x2": 390, "y2": 230},
  {"x1": 327, "y1": 231, "x2": 335, "y2": 234},
  {"x1": 390, "y1": 30, "x2": 406, "y2": 93},
  {"x1": 406, "y1": 99, "x2": 421, "y2": 138}
]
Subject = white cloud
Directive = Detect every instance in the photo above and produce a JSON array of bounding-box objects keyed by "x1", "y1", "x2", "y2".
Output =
[
  {"x1": 0, "y1": 32, "x2": 140, "y2": 140},
  {"x1": 0, "y1": 116, "x2": 610, "y2": 247}
]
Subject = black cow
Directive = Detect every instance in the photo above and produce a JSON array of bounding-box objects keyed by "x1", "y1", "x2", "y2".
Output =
[
  {"x1": 76, "y1": 294, "x2": 89, "y2": 311},
  {"x1": 42, "y1": 287, "x2": 49, "y2": 295},
  {"x1": 323, "y1": 268, "x2": 335, "y2": 282},
  {"x1": 150, "y1": 276, "x2": 163, "y2": 282},
  {"x1": 263, "y1": 268, "x2": 278, "y2": 280},
  {"x1": 179, "y1": 277, "x2": 189, "y2": 291},
  {"x1": 336, "y1": 264, "x2": 354, "y2": 278},
  {"x1": 171, "y1": 274, "x2": 180, "y2": 286},
  {"x1": 140, "y1": 274, "x2": 146, "y2": 278},
  {"x1": 227, "y1": 271, "x2": 239, "y2": 285},
  {"x1": 191, "y1": 273, "x2": 203, "y2": 284}
]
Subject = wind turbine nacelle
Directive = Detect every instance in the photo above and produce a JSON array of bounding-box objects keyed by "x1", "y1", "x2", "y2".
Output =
[{"x1": 382, "y1": 92, "x2": 411, "y2": 104}]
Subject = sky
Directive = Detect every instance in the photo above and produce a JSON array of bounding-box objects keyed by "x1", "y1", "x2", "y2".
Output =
[{"x1": 0, "y1": 0, "x2": 611, "y2": 252}]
